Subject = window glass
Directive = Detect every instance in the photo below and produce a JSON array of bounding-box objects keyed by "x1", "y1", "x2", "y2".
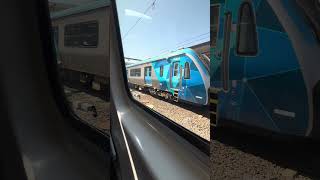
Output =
[
  {"x1": 117, "y1": 0, "x2": 210, "y2": 141},
  {"x1": 236, "y1": 2, "x2": 258, "y2": 55},
  {"x1": 256, "y1": 1, "x2": 285, "y2": 33},
  {"x1": 184, "y1": 62, "x2": 190, "y2": 79},
  {"x1": 173, "y1": 63, "x2": 179, "y2": 76},
  {"x1": 160, "y1": 65, "x2": 164, "y2": 77},
  {"x1": 49, "y1": 1, "x2": 110, "y2": 133},
  {"x1": 130, "y1": 68, "x2": 141, "y2": 76},
  {"x1": 211, "y1": 5, "x2": 220, "y2": 47},
  {"x1": 64, "y1": 21, "x2": 99, "y2": 47}
]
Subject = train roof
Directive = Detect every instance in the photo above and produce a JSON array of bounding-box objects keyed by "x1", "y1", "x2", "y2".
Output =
[
  {"x1": 50, "y1": 0, "x2": 110, "y2": 20},
  {"x1": 126, "y1": 48, "x2": 199, "y2": 68}
]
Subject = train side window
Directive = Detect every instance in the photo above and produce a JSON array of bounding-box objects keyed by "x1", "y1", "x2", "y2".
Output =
[
  {"x1": 64, "y1": 21, "x2": 99, "y2": 48},
  {"x1": 184, "y1": 62, "x2": 190, "y2": 79},
  {"x1": 130, "y1": 68, "x2": 141, "y2": 77},
  {"x1": 160, "y1": 66, "x2": 164, "y2": 77},
  {"x1": 211, "y1": 5, "x2": 220, "y2": 47},
  {"x1": 118, "y1": 0, "x2": 209, "y2": 142},
  {"x1": 173, "y1": 63, "x2": 179, "y2": 76},
  {"x1": 49, "y1": 2, "x2": 110, "y2": 134},
  {"x1": 236, "y1": 2, "x2": 258, "y2": 56}
]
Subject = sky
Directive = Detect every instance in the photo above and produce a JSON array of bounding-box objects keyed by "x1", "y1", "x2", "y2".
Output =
[{"x1": 116, "y1": 0, "x2": 210, "y2": 60}]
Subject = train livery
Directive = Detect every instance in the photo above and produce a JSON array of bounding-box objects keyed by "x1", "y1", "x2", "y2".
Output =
[
  {"x1": 51, "y1": 0, "x2": 110, "y2": 92},
  {"x1": 210, "y1": 0, "x2": 320, "y2": 138},
  {"x1": 127, "y1": 48, "x2": 210, "y2": 106}
]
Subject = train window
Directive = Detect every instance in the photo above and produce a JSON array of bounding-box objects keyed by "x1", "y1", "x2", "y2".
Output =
[
  {"x1": 236, "y1": 2, "x2": 258, "y2": 56},
  {"x1": 130, "y1": 68, "x2": 141, "y2": 77},
  {"x1": 173, "y1": 62, "x2": 179, "y2": 76},
  {"x1": 64, "y1": 21, "x2": 99, "y2": 47},
  {"x1": 160, "y1": 65, "x2": 164, "y2": 77},
  {"x1": 117, "y1": 0, "x2": 209, "y2": 141},
  {"x1": 184, "y1": 62, "x2": 190, "y2": 79},
  {"x1": 211, "y1": 5, "x2": 220, "y2": 47},
  {"x1": 49, "y1": 1, "x2": 110, "y2": 133}
]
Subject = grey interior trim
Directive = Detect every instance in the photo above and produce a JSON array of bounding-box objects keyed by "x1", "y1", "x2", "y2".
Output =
[{"x1": 0, "y1": 1, "x2": 110, "y2": 179}]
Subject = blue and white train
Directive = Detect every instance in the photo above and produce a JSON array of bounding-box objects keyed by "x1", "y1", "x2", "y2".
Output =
[
  {"x1": 210, "y1": 0, "x2": 320, "y2": 138},
  {"x1": 126, "y1": 48, "x2": 210, "y2": 106}
]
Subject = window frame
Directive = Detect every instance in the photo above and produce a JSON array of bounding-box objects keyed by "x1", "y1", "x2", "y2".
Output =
[
  {"x1": 41, "y1": 6, "x2": 110, "y2": 152},
  {"x1": 64, "y1": 20, "x2": 99, "y2": 48},
  {"x1": 236, "y1": 1, "x2": 259, "y2": 56}
]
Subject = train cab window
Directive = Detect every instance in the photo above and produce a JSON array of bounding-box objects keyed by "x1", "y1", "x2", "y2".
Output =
[
  {"x1": 160, "y1": 65, "x2": 164, "y2": 77},
  {"x1": 64, "y1": 21, "x2": 99, "y2": 47},
  {"x1": 49, "y1": 1, "x2": 110, "y2": 133},
  {"x1": 117, "y1": 0, "x2": 209, "y2": 141},
  {"x1": 211, "y1": 5, "x2": 220, "y2": 47},
  {"x1": 184, "y1": 62, "x2": 190, "y2": 79},
  {"x1": 236, "y1": 2, "x2": 258, "y2": 56},
  {"x1": 173, "y1": 63, "x2": 179, "y2": 76}
]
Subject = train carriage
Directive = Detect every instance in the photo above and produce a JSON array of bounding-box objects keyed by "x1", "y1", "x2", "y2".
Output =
[
  {"x1": 210, "y1": 0, "x2": 320, "y2": 138},
  {"x1": 51, "y1": 0, "x2": 110, "y2": 92},
  {"x1": 127, "y1": 48, "x2": 210, "y2": 106}
]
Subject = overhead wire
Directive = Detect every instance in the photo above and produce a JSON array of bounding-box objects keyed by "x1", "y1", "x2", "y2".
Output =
[{"x1": 123, "y1": 0, "x2": 157, "y2": 40}]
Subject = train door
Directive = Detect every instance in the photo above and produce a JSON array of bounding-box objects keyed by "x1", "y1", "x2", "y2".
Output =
[
  {"x1": 170, "y1": 61, "x2": 181, "y2": 89},
  {"x1": 211, "y1": 0, "x2": 259, "y2": 123},
  {"x1": 170, "y1": 58, "x2": 181, "y2": 100},
  {"x1": 144, "y1": 66, "x2": 152, "y2": 86}
]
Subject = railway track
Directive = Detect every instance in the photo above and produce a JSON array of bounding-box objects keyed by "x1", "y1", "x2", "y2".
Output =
[{"x1": 211, "y1": 127, "x2": 319, "y2": 179}]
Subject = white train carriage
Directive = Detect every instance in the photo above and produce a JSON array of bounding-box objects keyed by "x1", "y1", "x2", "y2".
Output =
[{"x1": 51, "y1": 0, "x2": 110, "y2": 91}]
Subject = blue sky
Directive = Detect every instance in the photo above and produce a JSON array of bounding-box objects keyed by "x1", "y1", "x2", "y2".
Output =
[{"x1": 116, "y1": 0, "x2": 209, "y2": 60}]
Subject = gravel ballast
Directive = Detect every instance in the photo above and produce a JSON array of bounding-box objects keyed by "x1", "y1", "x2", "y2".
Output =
[
  {"x1": 211, "y1": 128, "x2": 316, "y2": 180},
  {"x1": 64, "y1": 86, "x2": 110, "y2": 133},
  {"x1": 131, "y1": 89, "x2": 210, "y2": 141}
]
